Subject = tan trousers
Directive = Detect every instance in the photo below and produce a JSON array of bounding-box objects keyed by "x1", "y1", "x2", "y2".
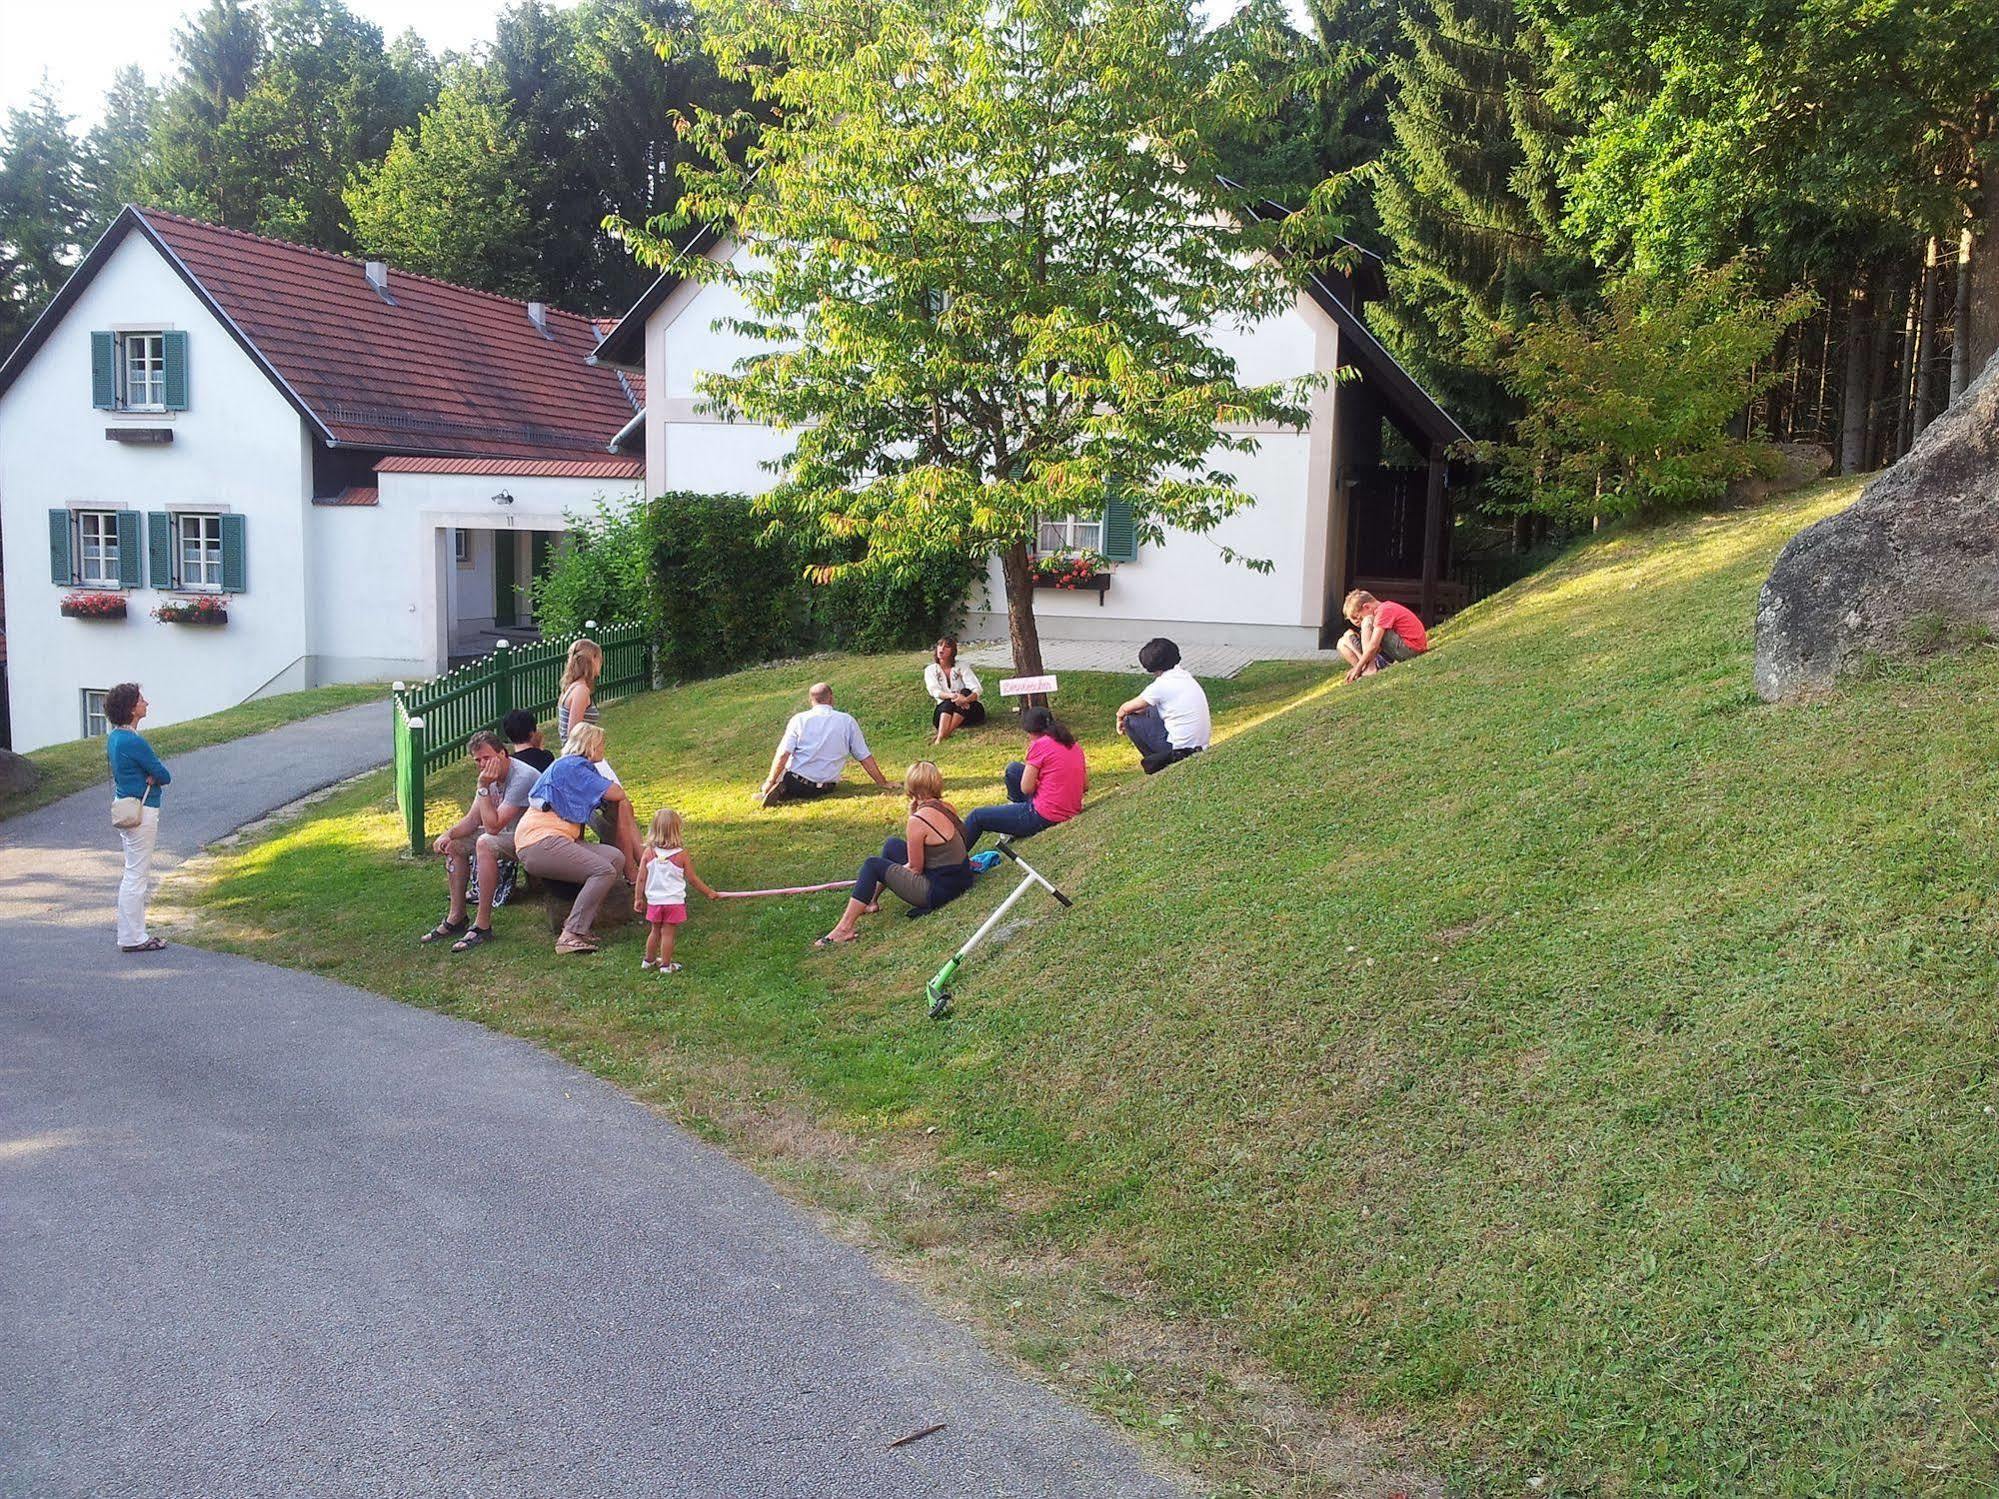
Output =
[{"x1": 518, "y1": 836, "x2": 627, "y2": 939}]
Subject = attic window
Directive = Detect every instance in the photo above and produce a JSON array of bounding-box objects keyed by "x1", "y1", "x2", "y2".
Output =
[{"x1": 122, "y1": 333, "x2": 167, "y2": 410}]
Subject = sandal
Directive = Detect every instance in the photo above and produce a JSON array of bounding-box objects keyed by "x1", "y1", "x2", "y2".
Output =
[
  {"x1": 450, "y1": 926, "x2": 494, "y2": 953},
  {"x1": 554, "y1": 934, "x2": 600, "y2": 956},
  {"x1": 813, "y1": 933, "x2": 856, "y2": 949},
  {"x1": 658, "y1": 962, "x2": 683, "y2": 975},
  {"x1": 420, "y1": 916, "x2": 470, "y2": 945},
  {"x1": 120, "y1": 936, "x2": 168, "y2": 953}
]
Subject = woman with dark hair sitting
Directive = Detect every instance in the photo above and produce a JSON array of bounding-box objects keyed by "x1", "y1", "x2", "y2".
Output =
[
  {"x1": 105, "y1": 682, "x2": 170, "y2": 953},
  {"x1": 963, "y1": 707, "x2": 1087, "y2": 847},
  {"x1": 814, "y1": 762, "x2": 974, "y2": 947},
  {"x1": 923, "y1": 636, "x2": 985, "y2": 744}
]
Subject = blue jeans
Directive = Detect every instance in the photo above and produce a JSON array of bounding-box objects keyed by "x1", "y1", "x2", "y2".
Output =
[{"x1": 963, "y1": 761, "x2": 1055, "y2": 847}]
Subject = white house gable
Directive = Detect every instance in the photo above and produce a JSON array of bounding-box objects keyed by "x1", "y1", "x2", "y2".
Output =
[{"x1": 0, "y1": 230, "x2": 313, "y2": 750}]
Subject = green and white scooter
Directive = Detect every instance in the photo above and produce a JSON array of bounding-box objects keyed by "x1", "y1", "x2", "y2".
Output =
[{"x1": 924, "y1": 837, "x2": 1072, "y2": 1019}]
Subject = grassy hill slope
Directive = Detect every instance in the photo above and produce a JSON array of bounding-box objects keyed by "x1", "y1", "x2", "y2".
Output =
[{"x1": 186, "y1": 480, "x2": 1999, "y2": 1494}]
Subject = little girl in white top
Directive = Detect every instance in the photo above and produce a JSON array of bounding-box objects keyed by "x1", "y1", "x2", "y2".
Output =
[{"x1": 635, "y1": 807, "x2": 716, "y2": 974}]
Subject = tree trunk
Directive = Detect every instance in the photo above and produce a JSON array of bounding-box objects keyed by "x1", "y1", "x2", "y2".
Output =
[
  {"x1": 1951, "y1": 222, "x2": 1974, "y2": 401},
  {"x1": 1863, "y1": 267, "x2": 1902, "y2": 468},
  {"x1": 1838, "y1": 277, "x2": 1875, "y2": 475},
  {"x1": 1895, "y1": 268, "x2": 1920, "y2": 458},
  {"x1": 1766, "y1": 327, "x2": 1792, "y2": 437},
  {"x1": 1813, "y1": 296, "x2": 1837, "y2": 443},
  {"x1": 998, "y1": 539, "x2": 1045, "y2": 678},
  {"x1": 1967, "y1": 190, "x2": 1999, "y2": 387},
  {"x1": 1913, "y1": 236, "x2": 1942, "y2": 435}
]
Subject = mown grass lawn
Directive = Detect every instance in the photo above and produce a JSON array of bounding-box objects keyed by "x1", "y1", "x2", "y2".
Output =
[
  {"x1": 183, "y1": 478, "x2": 1999, "y2": 1496},
  {"x1": 2, "y1": 681, "x2": 390, "y2": 822}
]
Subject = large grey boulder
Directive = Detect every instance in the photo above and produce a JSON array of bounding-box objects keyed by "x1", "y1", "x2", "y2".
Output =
[
  {"x1": 1754, "y1": 348, "x2": 1999, "y2": 701},
  {"x1": 0, "y1": 750, "x2": 39, "y2": 800}
]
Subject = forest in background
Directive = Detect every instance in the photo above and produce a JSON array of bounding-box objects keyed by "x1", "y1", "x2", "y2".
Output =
[{"x1": 0, "y1": 0, "x2": 1994, "y2": 517}]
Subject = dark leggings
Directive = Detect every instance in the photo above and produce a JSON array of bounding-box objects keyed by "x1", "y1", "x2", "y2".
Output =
[
  {"x1": 933, "y1": 698, "x2": 987, "y2": 728},
  {"x1": 853, "y1": 837, "x2": 971, "y2": 910}
]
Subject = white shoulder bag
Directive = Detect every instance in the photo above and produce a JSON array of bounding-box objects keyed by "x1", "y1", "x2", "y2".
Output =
[{"x1": 111, "y1": 794, "x2": 144, "y2": 829}]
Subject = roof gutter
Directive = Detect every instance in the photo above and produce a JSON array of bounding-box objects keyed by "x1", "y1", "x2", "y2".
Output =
[{"x1": 608, "y1": 408, "x2": 645, "y2": 452}]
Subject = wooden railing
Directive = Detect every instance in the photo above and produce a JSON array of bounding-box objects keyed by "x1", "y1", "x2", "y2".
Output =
[{"x1": 391, "y1": 621, "x2": 652, "y2": 854}]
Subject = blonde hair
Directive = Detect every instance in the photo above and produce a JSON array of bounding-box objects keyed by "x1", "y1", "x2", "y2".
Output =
[
  {"x1": 1342, "y1": 589, "x2": 1379, "y2": 620},
  {"x1": 648, "y1": 806, "x2": 683, "y2": 851},
  {"x1": 561, "y1": 722, "x2": 606, "y2": 760},
  {"x1": 903, "y1": 760, "x2": 944, "y2": 802},
  {"x1": 561, "y1": 638, "x2": 602, "y2": 691}
]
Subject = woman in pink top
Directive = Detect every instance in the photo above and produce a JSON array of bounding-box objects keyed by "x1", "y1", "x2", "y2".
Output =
[{"x1": 962, "y1": 707, "x2": 1088, "y2": 846}]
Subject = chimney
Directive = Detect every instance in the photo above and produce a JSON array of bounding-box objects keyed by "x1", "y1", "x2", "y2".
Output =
[
  {"x1": 527, "y1": 301, "x2": 553, "y2": 339},
  {"x1": 364, "y1": 260, "x2": 394, "y2": 304}
]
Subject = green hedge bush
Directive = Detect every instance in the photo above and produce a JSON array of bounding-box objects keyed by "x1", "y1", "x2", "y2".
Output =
[{"x1": 533, "y1": 491, "x2": 979, "y2": 680}]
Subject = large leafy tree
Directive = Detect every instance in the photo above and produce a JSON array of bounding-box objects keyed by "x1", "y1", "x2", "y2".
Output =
[
  {"x1": 141, "y1": 0, "x2": 435, "y2": 248},
  {"x1": 1533, "y1": 0, "x2": 1998, "y2": 391},
  {"x1": 623, "y1": 0, "x2": 1313, "y2": 674},
  {"x1": 346, "y1": 67, "x2": 537, "y2": 294},
  {"x1": 0, "y1": 84, "x2": 90, "y2": 356}
]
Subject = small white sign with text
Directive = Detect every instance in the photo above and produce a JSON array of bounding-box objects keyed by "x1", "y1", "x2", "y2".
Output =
[{"x1": 998, "y1": 674, "x2": 1058, "y2": 698}]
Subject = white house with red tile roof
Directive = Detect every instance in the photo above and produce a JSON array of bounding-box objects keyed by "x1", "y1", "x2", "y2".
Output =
[{"x1": 0, "y1": 207, "x2": 642, "y2": 751}]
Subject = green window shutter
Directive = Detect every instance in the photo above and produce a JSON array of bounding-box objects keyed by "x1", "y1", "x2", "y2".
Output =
[
  {"x1": 91, "y1": 332, "x2": 116, "y2": 409},
  {"x1": 1101, "y1": 495, "x2": 1137, "y2": 562},
  {"x1": 219, "y1": 513, "x2": 247, "y2": 593},
  {"x1": 149, "y1": 512, "x2": 174, "y2": 589},
  {"x1": 49, "y1": 508, "x2": 74, "y2": 584},
  {"x1": 116, "y1": 511, "x2": 143, "y2": 588},
  {"x1": 163, "y1": 330, "x2": 189, "y2": 410}
]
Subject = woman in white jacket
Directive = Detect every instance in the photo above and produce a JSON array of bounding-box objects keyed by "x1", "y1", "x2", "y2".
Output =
[{"x1": 923, "y1": 636, "x2": 985, "y2": 744}]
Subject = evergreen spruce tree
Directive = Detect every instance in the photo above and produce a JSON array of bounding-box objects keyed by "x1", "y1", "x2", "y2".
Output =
[
  {"x1": 84, "y1": 66, "x2": 162, "y2": 233},
  {"x1": 1371, "y1": 0, "x2": 1582, "y2": 435},
  {"x1": 0, "y1": 83, "x2": 90, "y2": 355}
]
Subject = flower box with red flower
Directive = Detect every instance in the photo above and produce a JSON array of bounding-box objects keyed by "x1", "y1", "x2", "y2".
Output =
[
  {"x1": 153, "y1": 596, "x2": 229, "y2": 626},
  {"x1": 60, "y1": 591, "x2": 129, "y2": 620},
  {"x1": 1029, "y1": 551, "x2": 1113, "y2": 603}
]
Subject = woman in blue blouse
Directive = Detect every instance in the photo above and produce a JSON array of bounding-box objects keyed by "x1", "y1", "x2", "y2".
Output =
[{"x1": 106, "y1": 683, "x2": 170, "y2": 953}]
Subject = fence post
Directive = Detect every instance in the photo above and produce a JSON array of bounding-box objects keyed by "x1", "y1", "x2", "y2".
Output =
[
  {"x1": 493, "y1": 638, "x2": 513, "y2": 722},
  {"x1": 401, "y1": 714, "x2": 428, "y2": 856}
]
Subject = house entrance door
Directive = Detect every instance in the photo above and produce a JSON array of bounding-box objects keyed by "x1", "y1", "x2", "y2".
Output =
[{"x1": 494, "y1": 533, "x2": 517, "y2": 628}]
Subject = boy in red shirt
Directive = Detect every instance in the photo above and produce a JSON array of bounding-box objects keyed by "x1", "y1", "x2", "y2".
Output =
[{"x1": 1338, "y1": 589, "x2": 1429, "y2": 683}]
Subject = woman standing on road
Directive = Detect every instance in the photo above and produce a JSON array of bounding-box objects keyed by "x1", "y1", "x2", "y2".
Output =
[{"x1": 105, "y1": 683, "x2": 170, "y2": 954}]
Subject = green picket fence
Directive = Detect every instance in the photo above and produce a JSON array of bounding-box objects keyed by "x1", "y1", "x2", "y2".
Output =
[{"x1": 392, "y1": 621, "x2": 652, "y2": 854}]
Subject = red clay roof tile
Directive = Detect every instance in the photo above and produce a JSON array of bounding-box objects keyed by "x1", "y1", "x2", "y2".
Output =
[
  {"x1": 373, "y1": 456, "x2": 643, "y2": 479},
  {"x1": 140, "y1": 209, "x2": 640, "y2": 460}
]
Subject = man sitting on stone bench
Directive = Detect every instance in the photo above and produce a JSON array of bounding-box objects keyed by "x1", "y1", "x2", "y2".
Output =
[{"x1": 418, "y1": 729, "x2": 537, "y2": 953}]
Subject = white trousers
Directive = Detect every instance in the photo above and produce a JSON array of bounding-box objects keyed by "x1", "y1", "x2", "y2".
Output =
[{"x1": 116, "y1": 806, "x2": 160, "y2": 948}]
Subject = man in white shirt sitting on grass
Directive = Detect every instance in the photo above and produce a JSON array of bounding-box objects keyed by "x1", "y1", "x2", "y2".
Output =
[
  {"x1": 755, "y1": 682, "x2": 894, "y2": 806},
  {"x1": 1114, "y1": 637, "x2": 1213, "y2": 775}
]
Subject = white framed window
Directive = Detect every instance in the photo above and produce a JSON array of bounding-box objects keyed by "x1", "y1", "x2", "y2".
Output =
[
  {"x1": 1036, "y1": 513, "x2": 1103, "y2": 553},
  {"x1": 81, "y1": 689, "x2": 110, "y2": 739},
  {"x1": 454, "y1": 528, "x2": 470, "y2": 566},
  {"x1": 121, "y1": 332, "x2": 167, "y2": 410},
  {"x1": 75, "y1": 510, "x2": 122, "y2": 586},
  {"x1": 176, "y1": 512, "x2": 224, "y2": 590}
]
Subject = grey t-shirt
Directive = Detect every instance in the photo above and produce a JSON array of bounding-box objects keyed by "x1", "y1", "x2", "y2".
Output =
[{"x1": 477, "y1": 755, "x2": 542, "y2": 812}]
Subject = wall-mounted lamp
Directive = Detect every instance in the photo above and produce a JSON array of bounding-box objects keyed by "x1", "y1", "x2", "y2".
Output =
[{"x1": 492, "y1": 490, "x2": 515, "y2": 506}]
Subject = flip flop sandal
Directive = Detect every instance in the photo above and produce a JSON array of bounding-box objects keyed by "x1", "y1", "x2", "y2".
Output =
[
  {"x1": 812, "y1": 934, "x2": 856, "y2": 949},
  {"x1": 450, "y1": 926, "x2": 495, "y2": 953},
  {"x1": 421, "y1": 916, "x2": 470, "y2": 945},
  {"x1": 120, "y1": 936, "x2": 168, "y2": 953}
]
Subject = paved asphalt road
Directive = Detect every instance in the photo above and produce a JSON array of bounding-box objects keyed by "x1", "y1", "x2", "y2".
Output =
[{"x1": 0, "y1": 703, "x2": 1182, "y2": 1498}]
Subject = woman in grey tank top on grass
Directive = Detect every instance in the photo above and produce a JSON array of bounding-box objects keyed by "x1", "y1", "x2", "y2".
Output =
[{"x1": 557, "y1": 638, "x2": 602, "y2": 742}]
